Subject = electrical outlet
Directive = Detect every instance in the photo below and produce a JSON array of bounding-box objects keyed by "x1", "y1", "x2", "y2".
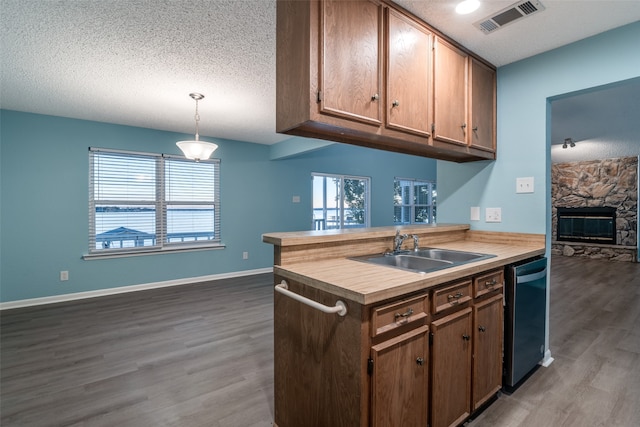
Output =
[
  {"x1": 516, "y1": 177, "x2": 534, "y2": 193},
  {"x1": 60, "y1": 271, "x2": 69, "y2": 281},
  {"x1": 243, "y1": 251, "x2": 249, "y2": 260},
  {"x1": 486, "y1": 207, "x2": 502, "y2": 223},
  {"x1": 292, "y1": 196, "x2": 300, "y2": 203}
]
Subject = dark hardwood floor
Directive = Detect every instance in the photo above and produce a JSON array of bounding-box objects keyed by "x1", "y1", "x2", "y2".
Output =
[
  {"x1": 469, "y1": 256, "x2": 640, "y2": 427},
  {"x1": 1, "y1": 256, "x2": 639, "y2": 426},
  {"x1": 1, "y1": 274, "x2": 275, "y2": 427}
]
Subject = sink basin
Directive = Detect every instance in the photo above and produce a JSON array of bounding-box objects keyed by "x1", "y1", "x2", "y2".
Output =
[
  {"x1": 412, "y1": 248, "x2": 492, "y2": 263},
  {"x1": 360, "y1": 254, "x2": 453, "y2": 273},
  {"x1": 350, "y1": 247, "x2": 495, "y2": 274}
]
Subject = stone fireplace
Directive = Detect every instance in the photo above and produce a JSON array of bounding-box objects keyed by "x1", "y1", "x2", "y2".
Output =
[{"x1": 551, "y1": 156, "x2": 637, "y2": 262}]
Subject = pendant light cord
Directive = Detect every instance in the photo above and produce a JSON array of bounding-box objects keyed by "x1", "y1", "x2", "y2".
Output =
[{"x1": 194, "y1": 98, "x2": 200, "y2": 141}]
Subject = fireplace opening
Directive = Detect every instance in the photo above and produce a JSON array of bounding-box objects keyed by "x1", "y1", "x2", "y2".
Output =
[{"x1": 556, "y1": 207, "x2": 616, "y2": 245}]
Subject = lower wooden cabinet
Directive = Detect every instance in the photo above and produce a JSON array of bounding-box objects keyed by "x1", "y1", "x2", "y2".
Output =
[
  {"x1": 472, "y1": 293, "x2": 504, "y2": 410},
  {"x1": 430, "y1": 270, "x2": 504, "y2": 427},
  {"x1": 430, "y1": 307, "x2": 473, "y2": 427},
  {"x1": 273, "y1": 269, "x2": 505, "y2": 427},
  {"x1": 371, "y1": 325, "x2": 429, "y2": 427}
]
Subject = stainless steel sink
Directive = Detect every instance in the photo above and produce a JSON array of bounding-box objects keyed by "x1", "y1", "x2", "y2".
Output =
[
  {"x1": 360, "y1": 254, "x2": 453, "y2": 272},
  {"x1": 350, "y1": 247, "x2": 495, "y2": 274},
  {"x1": 412, "y1": 248, "x2": 492, "y2": 263}
]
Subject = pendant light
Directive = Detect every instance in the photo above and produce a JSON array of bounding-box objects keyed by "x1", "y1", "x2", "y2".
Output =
[{"x1": 176, "y1": 93, "x2": 218, "y2": 161}]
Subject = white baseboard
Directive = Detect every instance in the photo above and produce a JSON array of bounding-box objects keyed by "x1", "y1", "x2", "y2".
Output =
[
  {"x1": 0, "y1": 267, "x2": 273, "y2": 311},
  {"x1": 541, "y1": 349, "x2": 554, "y2": 367}
]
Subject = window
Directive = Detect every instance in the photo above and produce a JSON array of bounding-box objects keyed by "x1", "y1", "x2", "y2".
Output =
[
  {"x1": 88, "y1": 148, "x2": 220, "y2": 256},
  {"x1": 312, "y1": 173, "x2": 370, "y2": 230},
  {"x1": 394, "y1": 178, "x2": 436, "y2": 225}
]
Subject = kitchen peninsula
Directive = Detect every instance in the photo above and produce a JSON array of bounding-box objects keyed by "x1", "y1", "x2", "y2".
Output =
[{"x1": 263, "y1": 224, "x2": 545, "y2": 427}]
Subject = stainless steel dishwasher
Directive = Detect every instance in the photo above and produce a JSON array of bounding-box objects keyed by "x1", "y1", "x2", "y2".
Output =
[{"x1": 503, "y1": 256, "x2": 548, "y2": 392}]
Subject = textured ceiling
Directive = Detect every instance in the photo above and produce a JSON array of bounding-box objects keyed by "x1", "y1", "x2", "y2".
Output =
[{"x1": 1, "y1": 0, "x2": 639, "y2": 146}]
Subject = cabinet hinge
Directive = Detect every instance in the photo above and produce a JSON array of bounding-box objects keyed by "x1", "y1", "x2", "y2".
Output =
[
  {"x1": 317, "y1": 91, "x2": 323, "y2": 103},
  {"x1": 367, "y1": 357, "x2": 374, "y2": 375},
  {"x1": 431, "y1": 123, "x2": 435, "y2": 133}
]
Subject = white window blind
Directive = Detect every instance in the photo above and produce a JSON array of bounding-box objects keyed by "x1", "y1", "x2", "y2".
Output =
[{"x1": 88, "y1": 148, "x2": 220, "y2": 255}]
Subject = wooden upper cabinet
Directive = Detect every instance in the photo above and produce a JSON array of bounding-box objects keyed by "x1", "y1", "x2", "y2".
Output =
[
  {"x1": 386, "y1": 9, "x2": 432, "y2": 137},
  {"x1": 321, "y1": 0, "x2": 382, "y2": 125},
  {"x1": 433, "y1": 37, "x2": 468, "y2": 147},
  {"x1": 276, "y1": 0, "x2": 496, "y2": 162},
  {"x1": 469, "y1": 57, "x2": 496, "y2": 152}
]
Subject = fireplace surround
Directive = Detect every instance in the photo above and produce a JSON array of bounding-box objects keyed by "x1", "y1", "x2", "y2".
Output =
[{"x1": 551, "y1": 156, "x2": 637, "y2": 262}]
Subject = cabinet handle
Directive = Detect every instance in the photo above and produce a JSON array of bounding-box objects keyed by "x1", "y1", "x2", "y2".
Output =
[
  {"x1": 462, "y1": 334, "x2": 470, "y2": 341},
  {"x1": 484, "y1": 279, "x2": 497, "y2": 288},
  {"x1": 478, "y1": 326, "x2": 486, "y2": 332},
  {"x1": 371, "y1": 93, "x2": 379, "y2": 101},
  {"x1": 447, "y1": 292, "x2": 463, "y2": 303},
  {"x1": 461, "y1": 123, "x2": 467, "y2": 129},
  {"x1": 472, "y1": 126, "x2": 478, "y2": 132},
  {"x1": 394, "y1": 308, "x2": 414, "y2": 320},
  {"x1": 392, "y1": 100, "x2": 400, "y2": 107},
  {"x1": 416, "y1": 357, "x2": 425, "y2": 366}
]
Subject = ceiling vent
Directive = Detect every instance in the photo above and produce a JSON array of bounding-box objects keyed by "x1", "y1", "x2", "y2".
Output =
[{"x1": 474, "y1": 0, "x2": 546, "y2": 34}]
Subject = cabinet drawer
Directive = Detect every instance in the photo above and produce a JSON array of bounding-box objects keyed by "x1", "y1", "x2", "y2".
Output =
[
  {"x1": 473, "y1": 269, "x2": 504, "y2": 298},
  {"x1": 432, "y1": 279, "x2": 472, "y2": 314},
  {"x1": 371, "y1": 294, "x2": 429, "y2": 337}
]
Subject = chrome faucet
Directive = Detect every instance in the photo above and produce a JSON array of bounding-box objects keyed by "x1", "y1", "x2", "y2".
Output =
[
  {"x1": 394, "y1": 230, "x2": 409, "y2": 252},
  {"x1": 410, "y1": 234, "x2": 420, "y2": 251}
]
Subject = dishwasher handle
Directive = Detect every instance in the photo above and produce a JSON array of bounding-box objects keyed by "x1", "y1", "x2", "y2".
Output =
[{"x1": 517, "y1": 267, "x2": 547, "y2": 284}]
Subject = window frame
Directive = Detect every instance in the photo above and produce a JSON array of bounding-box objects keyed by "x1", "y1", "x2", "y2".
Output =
[
  {"x1": 394, "y1": 177, "x2": 436, "y2": 225},
  {"x1": 312, "y1": 172, "x2": 371, "y2": 230},
  {"x1": 86, "y1": 147, "x2": 222, "y2": 259}
]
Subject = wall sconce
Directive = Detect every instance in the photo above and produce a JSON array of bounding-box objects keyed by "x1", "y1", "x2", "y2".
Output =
[
  {"x1": 562, "y1": 138, "x2": 576, "y2": 149},
  {"x1": 176, "y1": 93, "x2": 218, "y2": 161}
]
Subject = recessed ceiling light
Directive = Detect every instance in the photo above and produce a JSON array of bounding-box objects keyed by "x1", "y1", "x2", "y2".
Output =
[{"x1": 456, "y1": 0, "x2": 480, "y2": 15}]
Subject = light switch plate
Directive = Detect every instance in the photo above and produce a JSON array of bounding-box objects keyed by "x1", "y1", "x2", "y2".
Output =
[
  {"x1": 516, "y1": 177, "x2": 534, "y2": 193},
  {"x1": 292, "y1": 195, "x2": 301, "y2": 203},
  {"x1": 486, "y1": 207, "x2": 502, "y2": 223}
]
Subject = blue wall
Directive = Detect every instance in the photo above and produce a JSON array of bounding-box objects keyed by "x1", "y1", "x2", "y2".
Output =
[
  {"x1": 0, "y1": 111, "x2": 436, "y2": 302},
  {"x1": 437, "y1": 22, "x2": 640, "y2": 245}
]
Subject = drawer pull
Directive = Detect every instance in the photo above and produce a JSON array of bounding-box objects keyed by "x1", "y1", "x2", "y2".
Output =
[
  {"x1": 447, "y1": 292, "x2": 463, "y2": 303},
  {"x1": 416, "y1": 357, "x2": 425, "y2": 366},
  {"x1": 478, "y1": 326, "x2": 486, "y2": 332},
  {"x1": 394, "y1": 308, "x2": 414, "y2": 320},
  {"x1": 484, "y1": 279, "x2": 498, "y2": 288},
  {"x1": 462, "y1": 334, "x2": 470, "y2": 341}
]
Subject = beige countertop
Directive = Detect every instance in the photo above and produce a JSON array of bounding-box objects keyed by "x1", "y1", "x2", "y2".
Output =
[{"x1": 264, "y1": 225, "x2": 546, "y2": 305}]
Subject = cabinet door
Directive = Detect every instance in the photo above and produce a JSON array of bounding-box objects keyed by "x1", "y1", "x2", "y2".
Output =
[
  {"x1": 431, "y1": 307, "x2": 472, "y2": 427},
  {"x1": 469, "y1": 58, "x2": 496, "y2": 152},
  {"x1": 472, "y1": 294, "x2": 504, "y2": 410},
  {"x1": 433, "y1": 37, "x2": 468, "y2": 146},
  {"x1": 320, "y1": 0, "x2": 382, "y2": 125},
  {"x1": 386, "y1": 9, "x2": 432, "y2": 137},
  {"x1": 371, "y1": 325, "x2": 429, "y2": 427}
]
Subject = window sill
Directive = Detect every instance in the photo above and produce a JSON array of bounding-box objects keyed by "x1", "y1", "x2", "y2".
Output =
[{"x1": 83, "y1": 243, "x2": 226, "y2": 260}]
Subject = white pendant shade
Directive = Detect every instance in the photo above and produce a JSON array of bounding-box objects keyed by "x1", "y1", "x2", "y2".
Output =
[
  {"x1": 176, "y1": 93, "x2": 217, "y2": 161},
  {"x1": 176, "y1": 140, "x2": 218, "y2": 161}
]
